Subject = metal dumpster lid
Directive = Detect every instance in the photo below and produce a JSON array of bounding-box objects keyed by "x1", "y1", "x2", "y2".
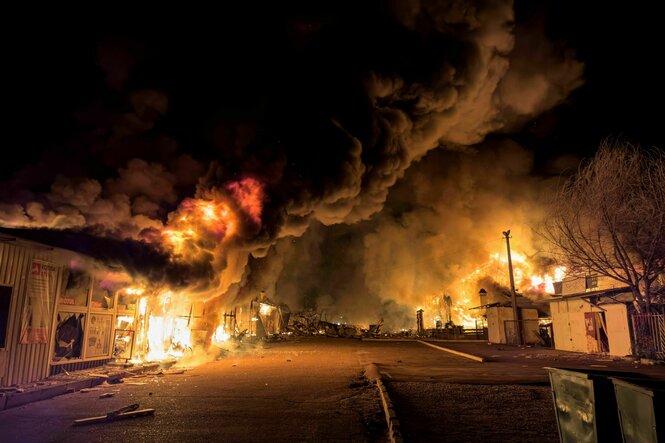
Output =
[
  {"x1": 610, "y1": 377, "x2": 665, "y2": 397},
  {"x1": 543, "y1": 367, "x2": 648, "y2": 380}
]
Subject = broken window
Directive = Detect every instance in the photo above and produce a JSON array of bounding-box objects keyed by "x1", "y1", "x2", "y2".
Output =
[
  {"x1": 90, "y1": 278, "x2": 114, "y2": 310},
  {"x1": 61, "y1": 269, "x2": 90, "y2": 307},
  {"x1": 117, "y1": 291, "x2": 137, "y2": 312},
  {"x1": 53, "y1": 312, "x2": 85, "y2": 361}
]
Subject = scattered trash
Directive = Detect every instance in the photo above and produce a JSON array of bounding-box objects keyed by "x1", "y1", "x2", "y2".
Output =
[
  {"x1": 88, "y1": 373, "x2": 109, "y2": 379},
  {"x1": 73, "y1": 404, "x2": 155, "y2": 426},
  {"x1": 99, "y1": 393, "x2": 115, "y2": 399},
  {"x1": 80, "y1": 388, "x2": 101, "y2": 393}
]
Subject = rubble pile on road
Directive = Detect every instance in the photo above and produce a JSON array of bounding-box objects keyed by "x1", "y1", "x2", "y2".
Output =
[
  {"x1": 288, "y1": 309, "x2": 322, "y2": 335},
  {"x1": 320, "y1": 321, "x2": 362, "y2": 338},
  {"x1": 286, "y1": 310, "x2": 388, "y2": 339}
]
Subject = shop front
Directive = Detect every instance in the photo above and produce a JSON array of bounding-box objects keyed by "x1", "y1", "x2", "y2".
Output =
[{"x1": 0, "y1": 233, "x2": 141, "y2": 386}]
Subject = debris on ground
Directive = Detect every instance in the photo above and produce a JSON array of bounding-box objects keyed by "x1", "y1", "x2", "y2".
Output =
[
  {"x1": 99, "y1": 393, "x2": 115, "y2": 399},
  {"x1": 88, "y1": 373, "x2": 109, "y2": 379},
  {"x1": 73, "y1": 404, "x2": 155, "y2": 426},
  {"x1": 289, "y1": 309, "x2": 322, "y2": 335}
]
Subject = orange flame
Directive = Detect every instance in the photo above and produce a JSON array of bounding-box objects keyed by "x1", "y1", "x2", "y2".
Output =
[{"x1": 159, "y1": 178, "x2": 265, "y2": 260}]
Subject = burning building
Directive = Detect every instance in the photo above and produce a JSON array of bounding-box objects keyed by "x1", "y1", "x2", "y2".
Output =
[{"x1": 0, "y1": 0, "x2": 588, "y2": 385}]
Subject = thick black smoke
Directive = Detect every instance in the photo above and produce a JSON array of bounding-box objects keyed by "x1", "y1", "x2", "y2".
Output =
[{"x1": 2, "y1": 2, "x2": 583, "y2": 304}]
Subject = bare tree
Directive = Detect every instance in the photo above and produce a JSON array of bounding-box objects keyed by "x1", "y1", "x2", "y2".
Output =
[{"x1": 542, "y1": 140, "x2": 665, "y2": 313}]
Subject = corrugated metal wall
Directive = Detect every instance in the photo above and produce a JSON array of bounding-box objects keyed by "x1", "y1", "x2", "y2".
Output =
[
  {"x1": 49, "y1": 358, "x2": 112, "y2": 376},
  {"x1": 0, "y1": 241, "x2": 63, "y2": 386}
]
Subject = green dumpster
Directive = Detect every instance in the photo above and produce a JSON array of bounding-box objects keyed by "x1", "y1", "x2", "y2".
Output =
[
  {"x1": 611, "y1": 377, "x2": 665, "y2": 443},
  {"x1": 545, "y1": 367, "x2": 623, "y2": 443}
]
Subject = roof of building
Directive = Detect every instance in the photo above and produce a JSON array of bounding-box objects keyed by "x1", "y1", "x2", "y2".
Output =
[{"x1": 543, "y1": 286, "x2": 633, "y2": 304}]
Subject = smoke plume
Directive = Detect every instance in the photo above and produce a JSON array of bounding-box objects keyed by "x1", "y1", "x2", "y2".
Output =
[{"x1": 1, "y1": 2, "x2": 583, "y2": 315}]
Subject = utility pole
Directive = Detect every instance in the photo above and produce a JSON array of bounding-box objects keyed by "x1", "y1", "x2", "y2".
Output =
[{"x1": 502, "y1": 230, "x2": 523, "y2": 345}]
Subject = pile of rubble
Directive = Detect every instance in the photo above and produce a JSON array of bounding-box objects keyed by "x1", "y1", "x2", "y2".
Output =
[{"x1": 285, "y1": 310, "x2": 385, "y2": 339}]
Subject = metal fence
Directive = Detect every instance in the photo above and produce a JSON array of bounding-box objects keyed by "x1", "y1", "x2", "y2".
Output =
[{"x1": 631, "y1": 314, "x2": 665, "y2": 360}]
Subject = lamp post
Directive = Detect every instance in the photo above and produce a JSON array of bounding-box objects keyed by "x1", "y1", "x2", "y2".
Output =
[{"x1": 502, "y1": 230, "x2": 523, "y2": 345}]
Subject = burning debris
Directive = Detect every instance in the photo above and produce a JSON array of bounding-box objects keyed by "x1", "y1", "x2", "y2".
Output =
[{"x1": 0, "y1": 1, "x2": 585, "y2": 373}]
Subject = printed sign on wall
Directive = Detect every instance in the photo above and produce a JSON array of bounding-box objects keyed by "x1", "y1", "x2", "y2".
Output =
[
  {"x1": 85, "y1": 314, "x2": 112, "y2": 357},
  {"x1": 20, "y1": 260, "x2": 57, "y2": 344}
]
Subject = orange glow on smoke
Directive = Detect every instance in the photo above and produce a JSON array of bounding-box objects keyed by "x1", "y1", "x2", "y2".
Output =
[
  {"x1": 226, "y1": 177, "x2": 264, "y2": 226},
  {"x1": 159, "y1": 178, "x2": 265, "y2": 259},
  {"x1": 162, "y1": 198, "x2": 237, "y2": 256}
]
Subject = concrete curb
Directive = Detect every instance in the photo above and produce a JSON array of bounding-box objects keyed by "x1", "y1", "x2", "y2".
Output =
[
  {"x1": 361, "y1": 338, "x2": 487, "y2": 343},
  {"x1": 417, "y1": 340, "x2": 485, "y2": 362},
  {"x1": 364, "y1": 364, "x2": 403, "y2": 443},
  {"x1": 0, "y1": 366, "x2": 145, "y2": 412},
  {"x1": 424, "y1": 339, "x2": 488, "y2": 343},
  {"x1": 361, "y1": 338, "x2": 414, "y2": 342}
]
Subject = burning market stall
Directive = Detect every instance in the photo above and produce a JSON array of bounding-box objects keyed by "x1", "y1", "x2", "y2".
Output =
[
  {"x1": 247, "y1": 291, "x2": 290, "y2": 339},
  {"x1": 0, "y1": 233, "x2": 138, "y2": 385}
]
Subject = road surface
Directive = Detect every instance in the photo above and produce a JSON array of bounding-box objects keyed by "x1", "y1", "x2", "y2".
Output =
[{"x1": 4, "y1": 337, "x2": 652, "y2": 442}]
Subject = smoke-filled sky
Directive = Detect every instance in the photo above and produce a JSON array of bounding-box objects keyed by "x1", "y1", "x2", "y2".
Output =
[{"x1": 3, "y1": 1, "x2": 663, "y2": 327}]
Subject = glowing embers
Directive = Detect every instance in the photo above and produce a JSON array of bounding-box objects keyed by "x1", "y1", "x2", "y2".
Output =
[{"x1": 259, "y1": 303, "x2": 274, "y2": 316}]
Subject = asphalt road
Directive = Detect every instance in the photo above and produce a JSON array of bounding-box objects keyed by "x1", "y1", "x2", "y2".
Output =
[
  {"x1": 0, "y1": 339, "x2": 384, "y2": 442},
  {"x1": 3, "y1": 338, "x2": 657, "y2": 442}
]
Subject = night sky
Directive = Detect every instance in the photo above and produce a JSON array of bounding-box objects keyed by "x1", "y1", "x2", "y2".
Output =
[
  {"x1": 6, "y1": 2, "x2": 663, "y2": 185},
  {"x1": 2, "y1": 1, "x2": 664, "y2": 323}
]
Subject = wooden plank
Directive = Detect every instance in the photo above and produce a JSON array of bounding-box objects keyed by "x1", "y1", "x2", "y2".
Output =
[
  {"x1": 73, "y1": 408, "x2": 155, "y2": 426},
  {"x1": 416, "y1": 340, "x2": 485, "y2": 362}
]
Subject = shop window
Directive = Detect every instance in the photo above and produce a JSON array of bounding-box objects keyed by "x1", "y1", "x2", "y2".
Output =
[
  {"x1": 85, "y1": 314, "x2": 112, "y2": 357},
  {"x1": 0, "y1": 286, "x2": 12, "y2": 348},
  {"x1": 113, "y1": 330, "x2": 135, "y2": 359},
  {"x1": 585, "y1": 275, "x2": 598, "y2": 290},
  {"x1": 90, "y1": 279, "x2": 115, "y2": 310},
  {"x1": 61, "y1": 269, "x2": 90, "y2": 307},
  {"x1": 117, "y1": 291, "x2": 138, "y2": 312},
  {"x1": 53, "y1": 312, "x2": 85, "y2": 361}
]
